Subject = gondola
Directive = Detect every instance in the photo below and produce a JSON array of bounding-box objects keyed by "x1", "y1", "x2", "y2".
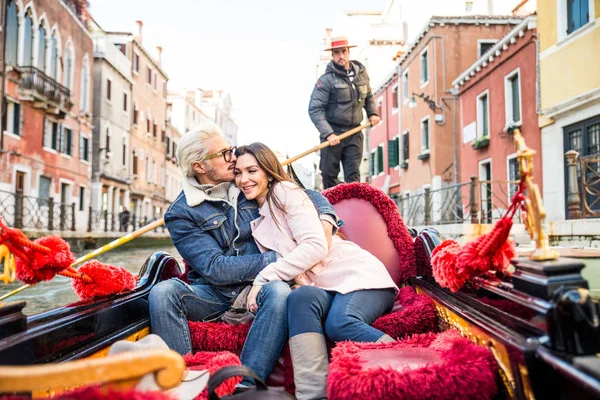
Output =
[{"x1": 0, "y1": 129, "x2": 598, "y2": 400}]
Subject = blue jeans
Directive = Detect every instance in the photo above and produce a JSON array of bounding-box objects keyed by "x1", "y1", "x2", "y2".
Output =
[
  {"x1": 288, "y1": 286, "x2": 395, "y2": 341},
  {"x1": 149, "y1": 278, "x2": 291, "y2": 382}
]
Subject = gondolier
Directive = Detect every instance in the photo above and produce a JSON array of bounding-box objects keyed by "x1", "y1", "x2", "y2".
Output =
[{"x1": 309, "y1": 36, "x2": 380, "y2": 189}]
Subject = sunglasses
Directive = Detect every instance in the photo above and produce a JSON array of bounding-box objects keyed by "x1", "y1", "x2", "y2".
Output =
[{"x1": 202, "y1": 146, "x2": 236, "y2": 163}]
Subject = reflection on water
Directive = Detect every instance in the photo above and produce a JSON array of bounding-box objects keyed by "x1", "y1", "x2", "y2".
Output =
[{"x1": 0, "y1": 243, "x2": 181, "y2": 316}]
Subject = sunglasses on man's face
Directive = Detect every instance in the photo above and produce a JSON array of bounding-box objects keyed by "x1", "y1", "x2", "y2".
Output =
[{"x1": 202, "y1": 146, "x2": 236, "y2": 163}]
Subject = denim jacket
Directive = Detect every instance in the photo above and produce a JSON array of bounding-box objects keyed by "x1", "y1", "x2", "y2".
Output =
[{"x1": 164, "y1": 185, "x2": 341, "y2": 299}]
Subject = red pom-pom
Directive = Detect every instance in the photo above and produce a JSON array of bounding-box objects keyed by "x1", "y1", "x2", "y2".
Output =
[
  {"x1": 72, "y1": 260, "x2": 136, "y2": 300},
  {"x1": 431, "y1": 239, "x2": 464, "y2": 292},
  {"x1": 15, "y1": 236, "x2": 75, "y2": 284}
]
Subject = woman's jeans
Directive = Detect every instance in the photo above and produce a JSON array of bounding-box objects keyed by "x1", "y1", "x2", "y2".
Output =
[{"x1": 288, "y1": 286, "x2": 396, "y2": 341}]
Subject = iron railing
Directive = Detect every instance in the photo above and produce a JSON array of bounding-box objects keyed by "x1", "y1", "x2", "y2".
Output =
[
  {"x1": 397, "y1": 177, "x2": 522, "y2": 227},
  {"x1": 0, "y1": 189, "x2": 75, "y2": 231},
  {"x1": 19, "y1": 66, "x2": 72, "y2": 110}
]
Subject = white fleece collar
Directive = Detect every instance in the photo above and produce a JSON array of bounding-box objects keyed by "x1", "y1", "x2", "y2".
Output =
[{"x1": 182, "y1": 176, "x2": 240, "y2": 207}]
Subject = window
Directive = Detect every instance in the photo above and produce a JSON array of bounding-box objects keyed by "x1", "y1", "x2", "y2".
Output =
[
  {"x1": 477, "y1": 91, "x2": 489, "y2": 138},
  {"x1": 80, "y1": 59, "x2": 89, "y2": 112},
  {"x1": 122, "y1": 140, "x2": 127, "y2": 166},
  {"x1": 153, "y1": 122, "x2": 157, "y2": 138},
  {"x1": 420, "y1": 50, "x2": 429, "y2": 84},
  {"x1": 377, "y1": 145, "x2": 384, "y2": 173},
  {"x1": 392, "y1": 85, "x2": 399, "y2": 110},
  {"x1": 49, "y1": 36, "x2": 58, "y2": 80},
  {"x1": 64, "y1": 47, "x2": 73, "y2": 90},
  {"x1": 146, "y1": 115, "x2": 151, "y2": 133},
  {"x1": 377, "y1": 98, "x2": 383, "y2": 120},
  {"x1": 147, "y1": 67, "x2": 152, "y2": 85},
  {"x1": 478, "y1": 41, "x2": 496, "y2": 57},
  {"x1": 172, "y1": 142, "x2": 177, "y2": 159},
  {"x1": 567, "y1": 0, "x2": 590, "y2": 34},
  {"x1": 403, "y1": 71, "x2": 409, "y2": 102},
  {"x1": 44, "y1": 119, "x2": 60, "y2": 151},
  {"x1": 370, "y1": 149, "x2": 376, "y2": 176},
  {"x1": 115, "y1": 43, "x2": 126, "y2": 55},
  {"x1": 79, "y1": 134, "x2": 89, "y2": 161},
  {"x1": 106, "y1": 79, "x2": 112, "y2": 100},
  {"x1": 5, "y1": 1, "x2": 18, "y2": 65},
  {"x1": 123, "y1": 93, "x2": 128, "y2": 112},
  {"x1": 402, "y1": 130, "x2": 409, "y2": 163},
  {"x1": 388, "y1": 137, "x2": 400, "y2": 167},
  {"x1": 23, "y1": 11, "x2": 34, "y2": 66},
  {"x1": 507, "y1": 156, "x2": 520, "y2": 199},
  {"x1": 153, "y1": 73, "x2": 157, "y2": 90},
  {"x1": 505, "y1": 69, "x2": 522, "y2": 125},
  {"x1": 39, "y1": 176, "x2": 51, "y2": 202},
  {"x1": 105, "y1": 128, "x2": 111, "y2": 152},
  {"x1": 421, "y1": 117, "x2": 430, "y2": 153},
  {"x1": 79, "y1": 187, "x2": 85, "y2": 211},
  {"x1": 61, "y1": 127, "x2": 72, "y2": 156},
  {"x1": 133, "y1": 103, "x2": 138, "y2": 124},
  {"x1": 132, "y1": 151, "x2": 138, "y2": 174},
  {"x1": 38, "y1": 26, "x2": 47, "y2": 71},
  {"x1": 3, "y1": 101, "x2": 20, "y2": 136},
  {"x1": 465, "y1": 1, "x2": 473, "y2": 11},
  {"x1": 166, "y1": 137, "x2": 171, "y2": 156},
  {"x1": 133, "y1": 52, "x2": 140, "y2": 72}
]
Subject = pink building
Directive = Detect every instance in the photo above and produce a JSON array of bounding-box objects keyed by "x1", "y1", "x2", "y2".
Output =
[{"x1": 452, "y1": 16, "x2": 540, "y2": 222}]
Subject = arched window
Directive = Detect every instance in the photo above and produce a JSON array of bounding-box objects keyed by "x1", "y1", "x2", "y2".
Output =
[
  {"x1": 49, "y1": 35, "x2": 58, "y2": 79},
  {"x1": 37, "y1": 25, "x2": 46, "y2": 71},
  {"x1": 64, "y1": 46, "x2": 73, "y2": 90},
  {"x1": 80, "y1": 58, "x2": 89, "y2": 112},
  {"x1": 105, "y1": 127, "x2": 111, "y2": 153},
  {"x1": 5, "y1": 1, "x2": 19, "y2": 65},
  {"x1": 23, "y1": 11, "x2": 34, "y2": 66}
]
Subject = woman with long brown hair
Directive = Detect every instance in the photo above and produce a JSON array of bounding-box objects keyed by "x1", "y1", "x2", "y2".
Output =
[{"x1": 234, "y1": 142, "x2": 397, "y2": 400}]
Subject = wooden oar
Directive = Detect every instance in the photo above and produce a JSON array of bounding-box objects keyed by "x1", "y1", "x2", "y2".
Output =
[
  {"x1": 0, "y1": 123, "x2": 372, "y2": 301},
  {"x1": 282, "y1": 123, "x2": 371, "y2": 165}
]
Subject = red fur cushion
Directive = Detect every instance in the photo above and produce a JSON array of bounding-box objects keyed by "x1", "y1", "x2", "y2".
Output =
[
  {"x1": 328, "y1": 330, "x2": 498, "y2": 400},
  {"x1": 372, "y1": 287, "x2": 438, "y2": 339}
]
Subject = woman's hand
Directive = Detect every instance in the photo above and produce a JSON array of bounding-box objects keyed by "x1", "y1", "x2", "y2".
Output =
[{"x1": 247, "y1": 285, "x2": 262, "y2": 313}]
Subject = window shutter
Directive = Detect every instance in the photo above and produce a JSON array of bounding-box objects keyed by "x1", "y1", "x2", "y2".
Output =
[
  {"x1": 511, "y1": 76, "x2": 520, "y2": 122},
  {"x1": 14, "y1": 103, "x2": 20, "y2": 136},
  {"x1": 388, "y1": 140, "x2": 396, "y2": 168},
  {"x1": 369, "y1": 154, "x2": 375, "y2": 176},
  {"x1": 403, "y1": 133, "x2": 409, "y2": 162},
  {"x1": 377, "y1": 146, "x2": 384, "y2": 173},
  {"x1": 66, "y1": 129, "x2": 72, "y2": 155}
]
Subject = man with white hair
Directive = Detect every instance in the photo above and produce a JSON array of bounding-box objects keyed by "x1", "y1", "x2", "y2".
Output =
[{"x1": 148, "y1": 121, "x2": 340, "y2": 388}]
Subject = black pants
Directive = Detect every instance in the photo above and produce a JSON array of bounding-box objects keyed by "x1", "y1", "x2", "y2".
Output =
[{"x1": 320, "y1": 131, "x2": 364, "y2": 189}]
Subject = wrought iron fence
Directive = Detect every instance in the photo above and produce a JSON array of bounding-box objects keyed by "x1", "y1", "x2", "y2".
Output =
[
  {"x1": 397, "y1": 177, "x2": 521, "y2": 226},
  {"x1": 0, "y1": 189, "x2": 76, "y2": 231}
]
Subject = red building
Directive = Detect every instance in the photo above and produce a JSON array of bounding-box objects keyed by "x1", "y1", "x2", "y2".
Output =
[
  {"x1": 369, "y1": 73, "x2": 400, "y2": 200},
  {"x1": 452, "y1": 15, "x2": 540, "y2": 222},
  {"x1": 0, "y1": 0, "x2": 93, "y2": 231},
  {"x1": 368, "y1": 16, "x2": 523, "y2": 224}
]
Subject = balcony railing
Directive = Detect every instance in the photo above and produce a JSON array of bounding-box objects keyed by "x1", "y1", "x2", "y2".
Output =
[{"x1": 19, "y1": 66, "x2": 72, "y2": 111}]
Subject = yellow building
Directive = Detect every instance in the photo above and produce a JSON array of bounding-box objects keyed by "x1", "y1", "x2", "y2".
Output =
[{"x1": 538, "y1": 0, "x2": 600, "y2": 220}]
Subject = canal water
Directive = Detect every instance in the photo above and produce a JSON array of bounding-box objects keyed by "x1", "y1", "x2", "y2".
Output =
[{"x1": 0, "y1": 239, "x2": 181, "y2": 315}]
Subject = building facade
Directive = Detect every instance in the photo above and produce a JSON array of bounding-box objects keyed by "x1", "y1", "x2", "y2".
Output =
[
  {"x1": 89, "y1": 19, "x2": 134, "y2": 230},
  {"x1": 538, "y1": 0, "x2": 600, "y2": 220},
  {"x1": 107, "y1": 21, "x2": 169, "y2": 224},
  {"x1": 164, "y1": 102, "x2": 182, "y2": 203},
  {"x1": 368, "y1": 16, "x2": 522, "y2": 213},
  {"x1": 1, "y1": 0, "x2": 93, "y2": 231},
  {"x1": 452, "y1": 16, "x2": 541, "y2": 222},
  {"x1": 196, "y1": 89, "x2": 238, "y2": 146}
]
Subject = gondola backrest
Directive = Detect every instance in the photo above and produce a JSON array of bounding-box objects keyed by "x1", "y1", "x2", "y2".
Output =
[{"x1": 323, "y1": 183, "x2": 416, "y2": 285}]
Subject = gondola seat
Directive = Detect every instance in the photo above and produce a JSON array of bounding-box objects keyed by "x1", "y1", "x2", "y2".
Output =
[
  {"x1": 187, "y1": 182, "x2": 438, "y2": 389},
  {"x1": 328, "y1": 330, "x2": 498, "y2": 400}
]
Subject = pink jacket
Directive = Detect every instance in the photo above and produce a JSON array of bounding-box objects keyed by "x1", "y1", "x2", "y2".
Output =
[{"x1": 251, "y1": 182, "x2": 397, "y2": 294}]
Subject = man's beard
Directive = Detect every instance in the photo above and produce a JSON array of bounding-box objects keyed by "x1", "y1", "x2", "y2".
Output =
[
  {"x1": 333, "y1": 60, "x2": 350, "y2": 71},
  {"x1": 205, "y1": 162, "x2": 232, "y2": 183}
]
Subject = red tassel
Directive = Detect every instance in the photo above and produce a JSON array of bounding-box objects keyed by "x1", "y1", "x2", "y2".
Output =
[
  {"x1": 431, "y1": 240, "x2": 463, "y2": 292},
  {"x1": 15, "y1": 236, "x2": 75, "y2": 284},
  {"x1": 72, "y1": 260, "x2": 136, "y2": 300}
]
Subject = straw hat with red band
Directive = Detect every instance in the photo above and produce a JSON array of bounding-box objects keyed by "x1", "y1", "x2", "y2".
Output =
[{"x1": 324, "y1": 36, "x2": 357, "y2": 51}]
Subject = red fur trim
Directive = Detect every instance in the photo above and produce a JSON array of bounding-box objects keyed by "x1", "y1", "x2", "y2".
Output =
[
  {"x1": 372, "y1": 287, "x2": 438, "y2": 339},
  {"x1": 328, "y1": 330, "x2": 498, "y2": 400},
  {"x1": 184, "y1": 351, "x2": 242, "y2": 400},
  {"x1": 15, "y1": 236, "x2": 75, "y2": 284},
  {"x1": 189, "y1": 321, "x2": 251, "y2": 354},
  {"x1": 323, "y1": 183, "x2": 416, "y2": 282},
  {"x1": 72, "y1": 260, "x2": 136, "y2": 301}
]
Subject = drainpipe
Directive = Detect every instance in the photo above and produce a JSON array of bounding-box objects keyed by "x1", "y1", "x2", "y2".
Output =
[{"x1": 0, "y1": 0, "x2": 7, "y2": 152}]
